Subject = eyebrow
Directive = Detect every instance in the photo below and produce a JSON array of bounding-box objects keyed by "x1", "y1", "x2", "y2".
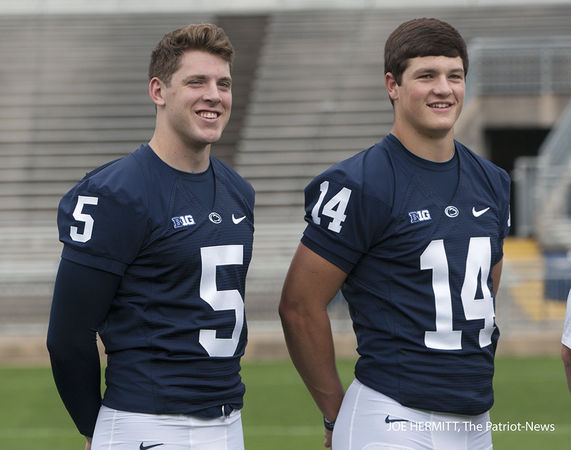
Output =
[
  {"x1": 182, "y1": 74, "x2": 232, "y2": 83},
  {"x1": 412, "y1": 67, "x2": 465, "y2": 76}
]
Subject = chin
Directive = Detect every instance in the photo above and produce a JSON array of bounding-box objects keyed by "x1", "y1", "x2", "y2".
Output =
[
  {"x1": 431, "y1": 120, "x2": 456, "y2": 133},
  {"x1": 424, "y1": 126, "x2": 454, "y2": 140},
  {"x1": 199, "y1": 132, "x2": 224, "y2": 145}
]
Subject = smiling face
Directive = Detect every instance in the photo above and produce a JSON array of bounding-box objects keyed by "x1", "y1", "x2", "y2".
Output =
[
  {"x1": 151, "y1": 50, "x2": 232, "y2": 152},
  {"x1": 386, "y1": 55, "x2": 465, "y2": 141}
]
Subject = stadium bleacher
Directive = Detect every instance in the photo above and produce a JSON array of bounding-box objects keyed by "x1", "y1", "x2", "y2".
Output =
[
  {"x1": 0, "y1": 12, "x2": 265, "y2": 327},
  {"x1": 1, "y1": 4, "x2": 570, "y2": 358}
]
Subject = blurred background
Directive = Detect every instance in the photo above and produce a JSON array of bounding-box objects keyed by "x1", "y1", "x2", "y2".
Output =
[{"x1": 1, "y1": 0, "x2": 571, "y2": 363}]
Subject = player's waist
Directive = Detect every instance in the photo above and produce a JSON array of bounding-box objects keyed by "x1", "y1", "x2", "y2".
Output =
[
  {"x1": 102, "y1": 372, "x2": 245, "y2": 417},
  {"x1": 355, "y1": 361, "x2": 494, "y2": 416}
]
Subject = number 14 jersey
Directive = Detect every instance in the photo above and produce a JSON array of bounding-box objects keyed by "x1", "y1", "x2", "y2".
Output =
[{"x1": 302, "y1": 134, "x2": 511, "y2": 415}]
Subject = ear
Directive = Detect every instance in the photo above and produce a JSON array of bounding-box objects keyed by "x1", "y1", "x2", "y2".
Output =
[
  {"x1": 385, "y1": 72, "x2": 399, "y2": 103},
  {"x1": 149, "y1": 77, "x2": 166, "y2": 107}
]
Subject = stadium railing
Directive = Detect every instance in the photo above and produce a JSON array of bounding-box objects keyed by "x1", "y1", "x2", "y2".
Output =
[{"x1": 467, "y1": 36, "x2": 571, "y2": 99}]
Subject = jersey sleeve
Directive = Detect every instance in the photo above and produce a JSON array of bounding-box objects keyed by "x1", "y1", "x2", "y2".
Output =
[
  {"x1": 301, "y1": 166, "x2": 390, "y2": 273},
  {"x1": 563, "y1": 289, "x2": 571, "y2": 348},
  {"x1": 491, "y1": 166, "x2": 511, "y2": 266},
  {"x1": 57, "y1": 160, "x2": 149, "y2": 276},
  {"x1": 498, "y1": 168, "x2": 511, "y2": 241},
  {"x1": 47, "y1": 258, "x2": 121, "y2": 437}
]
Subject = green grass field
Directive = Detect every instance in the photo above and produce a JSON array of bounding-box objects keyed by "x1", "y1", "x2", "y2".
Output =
[{"x1": 0, "y1": 356, "x2": 568, "y2": 449}]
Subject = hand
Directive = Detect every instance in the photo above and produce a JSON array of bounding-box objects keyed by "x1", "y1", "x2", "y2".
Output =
[
  {"x1": 323, "y1": 428, "x2": 332, "y2": 448},
  {"x1": 85, "y1": 436, "x2": 92, "y2": 450}
]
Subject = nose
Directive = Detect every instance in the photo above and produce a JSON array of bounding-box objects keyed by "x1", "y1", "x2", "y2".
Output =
[
  {"x1": 202, "y1": 80, "x2": 221, "y2": 103},
  {"x1": 432, "y1": 75, "x2": 453, "y2": 96}
]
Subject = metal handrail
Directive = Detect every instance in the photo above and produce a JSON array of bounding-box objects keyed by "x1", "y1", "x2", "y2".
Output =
[{"x1": 467, "y1": 36, "x2": 571, "y2": 99}]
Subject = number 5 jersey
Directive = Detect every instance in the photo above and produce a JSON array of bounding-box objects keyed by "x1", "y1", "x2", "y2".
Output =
[
  {"x1": 302, "y1": 133, "x2": 510, "y2": 415},
  {"x1": 57, "y1": 144, "x2": 254, "y2": 417}
]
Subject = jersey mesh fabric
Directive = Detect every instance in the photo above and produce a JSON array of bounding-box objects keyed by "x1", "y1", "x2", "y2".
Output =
[
  {"x1": 57, "y1": 145, "x2": 254, "y2": 416},
  {"x1": 302, "y1": 134, "x2": 510, "y2": 415}
]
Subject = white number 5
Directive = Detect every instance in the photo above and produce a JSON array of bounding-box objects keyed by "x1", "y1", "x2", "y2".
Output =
[
  {"x1": 70, "y1": 195, "x2": 99, "y2": 243},
  {"x1": 200, "y1": 245, "x2": 244, "y2": 357}
]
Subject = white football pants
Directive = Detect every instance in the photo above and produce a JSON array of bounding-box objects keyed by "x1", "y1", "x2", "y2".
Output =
[
  {"x1": 332, "y1": 379, "x2": 492, "y2": 450},
  {"x1": 91, "y1": 405, "x2": 244, "y2": 450}
]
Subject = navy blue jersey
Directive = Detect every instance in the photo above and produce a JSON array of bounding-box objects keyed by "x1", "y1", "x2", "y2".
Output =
[
  {"x1": 57, "y1": 144, "x2": 254, "y2": 416},
  {"x1": 302, "y1": 134, "x2": 510, "y2": 415}
]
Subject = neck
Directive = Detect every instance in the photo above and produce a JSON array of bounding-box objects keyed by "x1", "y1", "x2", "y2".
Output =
[
  {"x1": 148, "y1": 133, "x2": 211, "y2": 173},
  {"x1": 391, "y1": 123, "x2": 455, "y2": 162}
]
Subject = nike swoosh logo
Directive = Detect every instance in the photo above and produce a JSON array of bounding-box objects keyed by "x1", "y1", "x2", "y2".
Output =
[
  {"x1": 385, "y1": 415, "x2": 409, "y2": 423},
  {"x1": 232, "y1": 214, "x2": 246, "y2": 224},
  {"x1": 140, "y1": 444, "x2": 164, "y2": 450},
  {"x1": 472, "y1": 207, "x2": 490, "y2": 217}
]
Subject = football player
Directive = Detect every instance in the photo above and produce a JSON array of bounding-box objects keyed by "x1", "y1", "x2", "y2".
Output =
[
  {"x1": 47, "y1": 24, "x2": 254, "y2": 450},
  {"x1": 279, "y1": 18, "x2": 510, "y2": 449},
  {"x1": 562, "y1": 289, "x2": 571, "y2": 392}
]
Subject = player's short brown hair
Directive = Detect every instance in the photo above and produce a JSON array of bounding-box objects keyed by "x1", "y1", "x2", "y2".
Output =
[
  {"x1": 148, "y1": 23, "x2": 234, "y2": 85},
  {"x1": 384, "y1": 18, "x2": 468, "y2": 85}
]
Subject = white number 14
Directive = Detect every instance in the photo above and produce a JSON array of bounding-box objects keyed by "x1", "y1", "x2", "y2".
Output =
[
  {"x1": 311, "y1": 181, "x2": 352, "y2": 233},
  {"x1": 421, "y1": 237, "x2": 495, "y2": 351}
]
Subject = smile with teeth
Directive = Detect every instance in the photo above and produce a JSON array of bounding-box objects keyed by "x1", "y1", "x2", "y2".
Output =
[
  {"x1": 428, "y1": 103, "x2": 452, "y2": 109},
  {"x1": 198, "y1": 111, "x2": 219, "y2": 119}
]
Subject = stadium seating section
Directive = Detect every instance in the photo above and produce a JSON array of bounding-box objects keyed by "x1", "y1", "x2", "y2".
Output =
[{"x1": 1, "y1": 5, "x2": 571, "y2": 345}]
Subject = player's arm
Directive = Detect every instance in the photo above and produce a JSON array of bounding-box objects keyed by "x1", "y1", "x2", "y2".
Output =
[
  {"x1": 279, "y1": 242, "x2": 347, "y2": 447},
  {"x1": 561, "y1": 289, "x2": 571, "y2": 393},
  {"x1": 562, "y1": 344, "x2": 571, "y2": 393},
  {"x1": 491, "y1": 258, "x2": 503, "y2": 296},
  {"x1": 47, "y1": 258, "x2": 120, "y2": 438}
]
